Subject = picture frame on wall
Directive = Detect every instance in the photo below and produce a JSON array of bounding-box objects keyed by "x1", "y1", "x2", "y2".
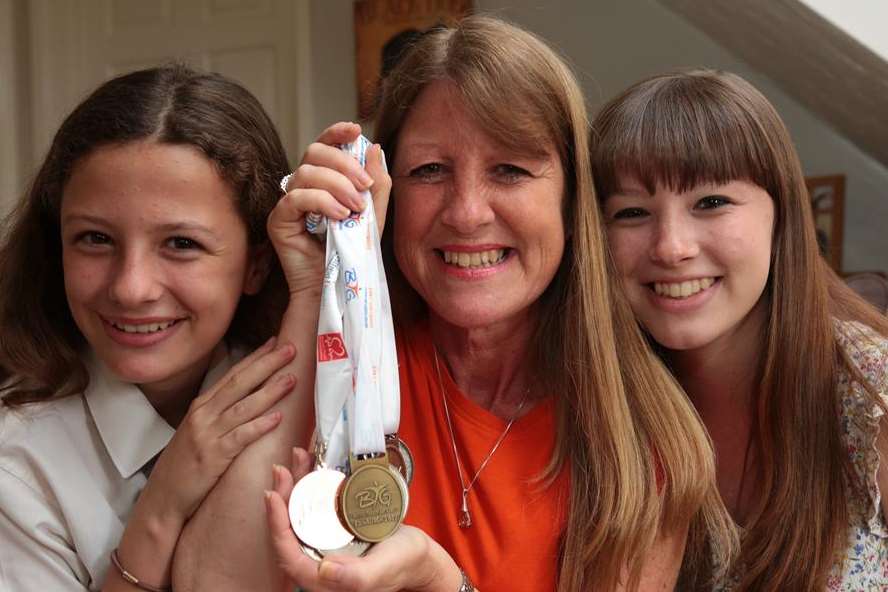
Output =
[
  {"x1": 805, "y1": 174, "x2": 845, "y2": 272},
  {"x1": 354, "y1": 0, "x2": 473, "y2": 121}
]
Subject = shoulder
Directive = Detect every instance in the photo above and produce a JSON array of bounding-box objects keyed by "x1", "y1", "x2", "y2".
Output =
[
  {"x1": 834, "y1": 320, "x2": 888, "y2": 393},
  {"x1": 0, "y1": 396, "x2": 90, "y2": 494}
]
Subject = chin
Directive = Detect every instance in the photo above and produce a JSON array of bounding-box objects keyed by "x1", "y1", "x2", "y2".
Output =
[{"x1": 645, "y1": 325, "x2": 715, "y2": 352}]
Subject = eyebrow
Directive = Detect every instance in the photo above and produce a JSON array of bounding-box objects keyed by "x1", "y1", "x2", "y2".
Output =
[{"x1": 62, "y1": 214, "x2": 218, "y2": 236}]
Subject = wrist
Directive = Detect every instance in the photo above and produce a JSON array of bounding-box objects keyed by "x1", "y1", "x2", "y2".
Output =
[{"x1": 419, "y1": 538, "x2": 465, "y2": 592}]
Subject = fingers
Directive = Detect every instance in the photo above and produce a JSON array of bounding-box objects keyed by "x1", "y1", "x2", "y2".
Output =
[
  {"x1": 191, "y1": 336, "x2": 276, "y2": 405},
  {"x1": 365, "y1": 144, "x2": 392, "y2": 232},
  {"x1": 298, "y1": 144, "x2": 373, "y2": 208},
  {"x1": 314, "y1": 121, "x2": 362, "y2": 147},
  {"x1": 208, "y1": 342, "x2": 296, "y2": 413},
  {"x1": 265, "y1": 491, "x2": 327, "y2": 587},
  {"x1": 291, "y1": 447, "x2": 312, "y2": 482},
  {"x1": 218, "y1": 377, "x2": 293, "y2": 452},
  {"x1": 312, "y1": 527, "x2": 434, "y2": 592},
  {"x1": 271, "y1": 461, "x2": 296, "y2": 503}
]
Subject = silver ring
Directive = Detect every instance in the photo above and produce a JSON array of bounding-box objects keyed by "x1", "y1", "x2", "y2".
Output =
[{"x1": 280, "y1": 173, "x2": 294, "y2": 194}]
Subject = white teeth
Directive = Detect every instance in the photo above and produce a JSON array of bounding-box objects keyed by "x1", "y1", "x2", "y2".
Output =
[
  {"x1": 112, "y1": 320, "x2": 177, "y2": 334},
  {"x1": 654, "y1": 278, "x2": 715, "y2": 299},
  {"x1": 441, "y1": 248, "x2": 506, "y2": 269}
]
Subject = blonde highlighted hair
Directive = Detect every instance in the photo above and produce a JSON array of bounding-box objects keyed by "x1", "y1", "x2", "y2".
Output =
[
  {"x1": 592, "y1": 68, "x2": 888, "y2": 590},
  {"x1": 375, "y1": 18, "x2": 736, "y2": 590}
]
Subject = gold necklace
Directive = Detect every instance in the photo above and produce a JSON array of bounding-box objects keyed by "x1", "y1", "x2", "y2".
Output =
[{"x1": 433, "y1": 348, "x2": 529, "y2": 528}]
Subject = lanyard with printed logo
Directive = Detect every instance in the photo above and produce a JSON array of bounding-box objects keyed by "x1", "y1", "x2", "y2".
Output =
[{"x1": 288, "y1": 136, "x2": 409, "y2": 559}]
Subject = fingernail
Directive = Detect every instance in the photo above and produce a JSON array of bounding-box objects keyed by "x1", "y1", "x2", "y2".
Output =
[
  {"x1": 318, "y1": 559, "x2": 343, "y2": 583},
  {"x1": 377, "y1": 144, "x2": 388, "y2": 172},
  {"x1": 263, "y1": 336, "x2": 277, "y2": 349},
  {"x1": 335, "y1": 204, "x2": 351, "y2": 218},
  {"x1": 264, "y1": 490, "x2": 273, "y2": 502},
  {"x1": 277, "y1": 373, "x2": 295, "y2": 388},
  {"x1": 271, "y1": 465, "x2": 282, "y2": 489},
  {"x1": 278, "y1": 342, "x2": 295, "y2": 357}
]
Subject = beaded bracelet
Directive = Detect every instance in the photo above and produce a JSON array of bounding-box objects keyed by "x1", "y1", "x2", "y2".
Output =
[{"x1": 109, "y1": 549, "x2": 171, "y2": 592}]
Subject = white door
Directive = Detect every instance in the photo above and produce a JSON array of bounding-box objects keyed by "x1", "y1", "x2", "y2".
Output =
[{"x1": 26, "y1": 0, "x2": 313, "y2": 171}]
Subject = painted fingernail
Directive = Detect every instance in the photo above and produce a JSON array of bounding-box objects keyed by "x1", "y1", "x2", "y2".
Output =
[{"x1": 318, "y1": 559, "x2": 343, "y2": 583}]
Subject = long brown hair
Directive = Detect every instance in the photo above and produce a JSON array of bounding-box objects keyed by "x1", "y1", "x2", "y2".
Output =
[
  {"x1": 0, "y1": 64, "x2": 290, "y2": 407},
  {"x1": 591, "y1": 68, "x2": 888, "y2": 590},
  {"x1": 375, "y1": 17, "x2": 736, "y2": 590}
]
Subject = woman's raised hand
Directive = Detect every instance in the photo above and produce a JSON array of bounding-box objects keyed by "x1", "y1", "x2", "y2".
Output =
[
  {"x1": 268, "y1": 122, "x2": 392, "y2": 297},
  {"x1": 135, "y1": 337, "x2": 296, "y2": 530},
  {"x1": 265, "y1": 459, "x2": 463, "y2": 592}
]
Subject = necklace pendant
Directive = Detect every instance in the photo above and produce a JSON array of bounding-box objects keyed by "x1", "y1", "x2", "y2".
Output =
[
  {"x1": 458, "y1": 490, "x2": 472, "y2": 528},
  {"x1": 458, "y1": 509, "x2": 472, "y2": 528}
]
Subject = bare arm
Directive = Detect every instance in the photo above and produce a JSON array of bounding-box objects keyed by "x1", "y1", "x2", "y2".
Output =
[
  {"x1": 628, "y1": 525, "x2": 688, "y2": 592},
  {"x1": 171, "y1": 297, "x2": 318, "y2": 592},
  {"x1": 173, "y1": 123, "x2": 389, "y2": 591}
]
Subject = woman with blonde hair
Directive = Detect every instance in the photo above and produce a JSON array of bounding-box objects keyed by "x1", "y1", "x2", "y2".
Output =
[
  {"x1": 593, "y1": 68, "x2": 888, "y2": 590},
  {"x1": 176, "y1": 17, "x2": 734, "y2": 591}
]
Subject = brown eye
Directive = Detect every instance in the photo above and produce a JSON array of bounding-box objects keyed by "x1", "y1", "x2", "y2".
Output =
[
  {"x1": 409, "y1": 163, "x2": 446, "y2": 182},
  {"x1": 695, "y1": 195, "x2": 731, "y2": 210},
  {"x1": 78, "y1": 231, "x2": 112, "y2": 246},
  {"x1": 167, "y1": 236, "x2": 202, "y2": 250},
  {"x1": 613, "y1": 207, "x2": 648, "y2": 220}
]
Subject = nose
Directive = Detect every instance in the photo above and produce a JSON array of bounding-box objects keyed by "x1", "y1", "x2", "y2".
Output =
[
  {"x1": 650, "y1": 215, "x2": 699, "y2": 265},
  {"x1": 107, "y1": 248, "x2": 163, "y2": 306},
  {"x1": 438, "y1": 172, "x2": 495, "y2": 235}
]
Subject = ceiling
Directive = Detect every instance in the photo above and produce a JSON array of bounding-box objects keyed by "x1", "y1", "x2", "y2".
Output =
[{"x1": 659, "y1": 0, "x2": 888, "y2": 168}]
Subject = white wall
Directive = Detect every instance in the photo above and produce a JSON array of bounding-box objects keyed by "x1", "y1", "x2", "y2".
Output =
[{"x1": 306, "y1": 0, "x2": 888, "y2": 273}]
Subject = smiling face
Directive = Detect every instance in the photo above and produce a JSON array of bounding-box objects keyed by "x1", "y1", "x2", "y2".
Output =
[
  {"x1": 391, "y1": 80, "x2": 566, "y2": 331},
  {"x1": 61, "y1": 141, "x2": 264, "y2": 401},
  {"x1": 603, "y1": 176, "x2": 775, "y2": 354}
]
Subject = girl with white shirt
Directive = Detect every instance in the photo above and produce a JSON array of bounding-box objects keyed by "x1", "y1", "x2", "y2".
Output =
[{"x1": 0, "y1": 64, "x2": 302, "y2": 591}]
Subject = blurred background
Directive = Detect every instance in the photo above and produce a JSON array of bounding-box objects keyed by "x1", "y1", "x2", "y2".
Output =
[{"x1": 1, "y1": 0, "x2": 886, "y2": 278}]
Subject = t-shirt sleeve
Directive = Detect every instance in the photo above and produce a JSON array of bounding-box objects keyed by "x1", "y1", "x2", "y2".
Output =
[{"x1": 0, "y1": 464, "x2": 93, "y2": 591}]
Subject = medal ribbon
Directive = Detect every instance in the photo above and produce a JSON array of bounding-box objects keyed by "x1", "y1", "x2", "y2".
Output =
[{"x1": 310, "y1": 136, "x2": 400, "y2": 466}]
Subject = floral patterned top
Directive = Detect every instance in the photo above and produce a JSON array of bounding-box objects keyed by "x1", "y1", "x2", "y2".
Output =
[
  {"x1": 827, "y1": 321, "x2": 888, "y2": 590},
  {"x1": 715, "y1": 321, "x2": 888, "y2": 591}
]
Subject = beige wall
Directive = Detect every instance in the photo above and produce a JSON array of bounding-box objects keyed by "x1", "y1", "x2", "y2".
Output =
[{"x1": 0, "y1": 0, "x2": 30, "y2": 218}]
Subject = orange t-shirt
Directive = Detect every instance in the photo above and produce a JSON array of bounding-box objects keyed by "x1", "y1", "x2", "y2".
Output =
[{"x1": 397, "y1": 321, "x2": 571, "y2": 591}]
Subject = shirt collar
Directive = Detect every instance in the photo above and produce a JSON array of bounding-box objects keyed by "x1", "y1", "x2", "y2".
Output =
[{"x1": 84, "y1": 345, "x2": 235, "y2": 479}]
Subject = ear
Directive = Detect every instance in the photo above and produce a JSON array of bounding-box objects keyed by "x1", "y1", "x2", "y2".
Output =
[{"x1": 243, "y1": 242, "x2": 272, "y2": 296}]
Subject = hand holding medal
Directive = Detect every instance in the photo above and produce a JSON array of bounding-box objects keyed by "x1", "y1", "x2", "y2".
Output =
[{"x1": 286, "y1": 134, "x2": 411, "y2": 559}]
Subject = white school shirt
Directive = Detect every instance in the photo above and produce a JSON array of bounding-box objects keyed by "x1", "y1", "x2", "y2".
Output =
[{"x1": 0, "y1": 347, "x2": 238, "y2": 591}]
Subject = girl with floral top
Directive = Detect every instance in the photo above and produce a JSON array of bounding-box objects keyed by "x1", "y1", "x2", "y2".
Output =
[{"x1": 592, "y1": 69, "x2": 888, "y2": 590}]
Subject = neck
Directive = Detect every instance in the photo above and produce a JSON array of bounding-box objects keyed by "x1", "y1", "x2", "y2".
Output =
[
  {"x1": 139, "y1": 348, "x2": 218, "y2": 428},
  {"x1": 665, "y1": 300, "x2": 768, "y2": 523},
  {"x1": 429, "y1": 309, "x2": 538, "y2": 419}
]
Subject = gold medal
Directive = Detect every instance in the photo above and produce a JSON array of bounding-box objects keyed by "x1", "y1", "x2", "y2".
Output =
[
  {"x1": 339, "y1": 453, "x2": 408, "y2": 542},
  {"x1": 385, "y1": 433, "x2": 414, "y2": 485}
]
